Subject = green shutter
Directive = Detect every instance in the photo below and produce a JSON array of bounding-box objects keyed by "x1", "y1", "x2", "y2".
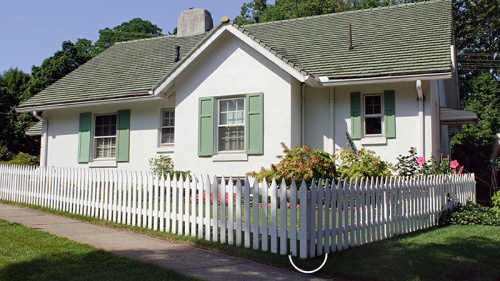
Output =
[
  {"x1": 350, "y1": 92, "x2": 361, "y2": 140},
  {"x1": 116, "y1": 110, "x2": 130, "y2": 162},
  {"x1": 384, "y1": 90, "x2": 396, "y2": 138},
  {"x1": 246, "y1": 93, "x2": 264, "y2": 155},
  {"x1": 78, "y1": 112, "x2": 92, "y2": 163},
  {"x1": 198, "y1": 97, "x2": 214, "y2": 157}
]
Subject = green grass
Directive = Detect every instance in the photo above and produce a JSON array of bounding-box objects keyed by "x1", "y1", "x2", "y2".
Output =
[
  {"x1": 0, "y1": 219, "x2": 199, "y2": 281},
  {"x1": 3, "y1": 201, "x2": 500, "y2": 281}
]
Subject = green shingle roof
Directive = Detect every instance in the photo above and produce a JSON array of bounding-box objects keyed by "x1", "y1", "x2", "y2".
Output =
[
  {"x1": 19, "y1": 34, "x2": 205, "y2": 109},
  {"x1": 239, "y1": 0, "x2": 452, "y2": 78},
  {"x1": 25, "y1": 121, "x2": 42, "y2": 136},
  {"x1": 18, "y1": 0, "x2": 452, "y2": 110}
]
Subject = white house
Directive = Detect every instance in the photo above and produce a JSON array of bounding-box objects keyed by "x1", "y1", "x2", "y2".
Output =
[{"x1": 18, "y1": 0, "x2": 477, "y2": 176}]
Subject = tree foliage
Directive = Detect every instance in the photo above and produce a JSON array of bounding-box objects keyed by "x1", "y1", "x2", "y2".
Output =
[
  {"x1": 1, "y1": 18, "x2": 164, "y2": 161},
  {"x1": 93, "y1": 18, "x2": 163, "y2": 54},
  {"x1": 0, "y1": 68, "x2": 37, "y2": 160}
]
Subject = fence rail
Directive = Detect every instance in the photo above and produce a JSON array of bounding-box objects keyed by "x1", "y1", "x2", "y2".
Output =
[{"x1": 0, "y1": 164, "x2": 476, "y2": 258}]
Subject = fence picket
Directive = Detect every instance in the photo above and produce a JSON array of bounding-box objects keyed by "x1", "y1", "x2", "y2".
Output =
[{"x1": 0, "y1": 165, "x2": 477, "y2": 259}]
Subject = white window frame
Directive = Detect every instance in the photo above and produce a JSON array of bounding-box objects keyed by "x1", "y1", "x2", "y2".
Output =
[
  {"x1": 216, "y1": 97, "x2": 246, "y2": 153},
  {"x1": 160, "y1": 108, "x2": 175, "y2": 146},
  {"x1": 93, "y1": 113, "x2": 117, "y2": 160},
  {"x1": 363, "y1": 94, "x2": 383, "y2": 137}
]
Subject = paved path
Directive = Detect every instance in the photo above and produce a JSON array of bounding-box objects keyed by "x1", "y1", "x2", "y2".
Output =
[{"x1": 0, "y1": 203, "x2": 328, "y2": 281}]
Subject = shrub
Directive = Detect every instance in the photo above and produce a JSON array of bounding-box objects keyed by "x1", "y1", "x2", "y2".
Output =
[
  {"x1": 336, "y1": 148, "x2": 392, "y2": 180},
  {"x1": 0, "y1": 153, "x2": 39, "y2": 165},
  {"x1": 396, "y1": 147, "x2": 464, "y2": 176},
  {"x1": 149, "y1": 155, "x2": 191, "y2": 181},
  {"x1": 492, "y1": 190, "x2": 500, "y2": 210},
  {"x1": 439, "y1": 202, "x2": 500, "y2": 226},
  {"x1": 248, "y1": 142, "x2": 337, "y2": 186}
]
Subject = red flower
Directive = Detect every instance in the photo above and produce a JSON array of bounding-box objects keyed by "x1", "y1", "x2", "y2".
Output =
[{"x1": 450, "y1": 160, "x2": 459, "y2": 169}]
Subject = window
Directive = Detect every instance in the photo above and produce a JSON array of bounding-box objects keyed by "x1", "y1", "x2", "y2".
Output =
[
  {"x1": 94, "y1": 115, "x2": 117, "y2": 159},
  {"x1": 78, "y1": 110, "x2": 130, "y2": 164},
  {"x1": 364, "y1": 95, "x2": 382, "y2": 135},
  {"x1": 218, "y1": 98, "x2": 245, "y2": 151},
  {"x1": 161, "y1": 109, "x2": 175, "y2": 145},
  {"x1": 198, "y1": 93, "x2": 263, "y2": 157},
  {"x1": 350, "y1": 91, "x2": 395, "y2": 140}
]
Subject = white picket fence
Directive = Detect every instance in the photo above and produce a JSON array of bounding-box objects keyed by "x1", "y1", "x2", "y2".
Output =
[{"x1": 0, "y1": 164, "x2": 475, "y2": 258}]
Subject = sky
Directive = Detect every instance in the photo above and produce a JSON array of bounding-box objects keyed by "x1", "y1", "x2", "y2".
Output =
[{"x1": 0, "y1": 0, "x2": 274, "y2": 74}]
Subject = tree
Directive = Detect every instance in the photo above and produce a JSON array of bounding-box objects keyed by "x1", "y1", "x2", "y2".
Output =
[
  {"x1": 451, "y1": 0, "x2": 500, "y2": 197},
  {"x1": 22, "y1": 39, "x2": 94, "y2": 102},
  {"x1": 0, "y1": 68, "x2": 37, "y2": 160},
  {"x1": 93, "y1": 18, "x2": 163, "y2": 54}
]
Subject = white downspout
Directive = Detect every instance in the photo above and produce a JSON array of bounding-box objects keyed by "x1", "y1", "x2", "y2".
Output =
[
  {"x1": 301, "y1": 83, "x2": 306, "y2": 147},
  {"x1": 32, "y1": 111, "x2": 48, "y2": 167},
  {"x1": 329, "y1": 87, "x2": 335, "y2": 155},
  {"x1": 416, "y1": 80, "x2": 425, "y2": 157}
]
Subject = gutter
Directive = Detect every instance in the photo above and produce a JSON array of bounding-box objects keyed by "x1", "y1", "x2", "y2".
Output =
[
  {"x1": 16, "y1": 94, "x2": 162, "y2": 113},
  {"x1": 314, "y1": 72, "x2": 452, "y2": 87},
  {"x1": 32, "y1": 111, "x2": 48, "y2": 167}
]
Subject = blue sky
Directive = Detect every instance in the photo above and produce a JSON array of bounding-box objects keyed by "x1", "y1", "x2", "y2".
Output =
[{"x1": 0, "y1": 0, "x2": 274, "y2": 74}]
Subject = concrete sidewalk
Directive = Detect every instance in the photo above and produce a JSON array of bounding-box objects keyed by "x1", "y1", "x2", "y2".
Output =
[{"x1": 0, "y1": 203, "x2": 327, "y2": 281}]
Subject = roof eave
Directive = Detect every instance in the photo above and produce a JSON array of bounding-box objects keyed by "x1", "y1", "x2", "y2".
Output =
[
  {"x1": 317, "y1": 72, "x2": 453, "y2": 87},
  {"x1": 16, "y1": 94, "x2": 162, "y2": 113}
]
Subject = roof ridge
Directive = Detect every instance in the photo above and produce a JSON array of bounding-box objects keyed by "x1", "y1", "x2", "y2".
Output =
[
  {"x1": 114, "y1": 34, "x2": 172, "y2": 45},
  {"x1": 239, "y1": 0, "x2": 450, "y2": 27}
]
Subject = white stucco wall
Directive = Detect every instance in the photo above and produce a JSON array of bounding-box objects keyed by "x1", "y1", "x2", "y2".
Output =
[
  {"x1": 43, "y1": 99, "x2": 175, "y2": 171},
  {"x1": 304, "y1": 81, "x2": 439, "y2": 164},
  {"x1": 173, "y1": 33, "x2": 298, "y2": 176}
]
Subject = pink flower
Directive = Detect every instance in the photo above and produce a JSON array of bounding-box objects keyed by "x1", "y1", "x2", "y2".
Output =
[
  {"x1": 450, "y1": 160, "x2": 459, "y2": 169},
  {"x1": 417, "y1": 157, "x2": 425, "y2": 166},
  {"x1": 458, "y1": 166, "x2": 464, "y2": 174}
]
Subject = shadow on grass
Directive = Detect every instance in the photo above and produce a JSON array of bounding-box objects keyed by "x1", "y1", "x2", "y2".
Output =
[
  {"x1": 318, "y1": 226, "x2": 500, "y2": 281},
  {"x1": 0, "y1": 250, "x2": 196, "y2": 281}
]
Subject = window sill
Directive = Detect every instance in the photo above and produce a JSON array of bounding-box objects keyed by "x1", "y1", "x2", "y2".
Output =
[
  {"x1": 89, "y1": 160, "x2": 117, "y2": 168},
  {"x1": 212, "y1": 153, "x2": 248, "y2": 162},
  {"x1": 157, "y1": 145, "x2": 174, "y2": 153},
  {"x1": 360, "y1": 136, "x2": 387, "y2": 145}
]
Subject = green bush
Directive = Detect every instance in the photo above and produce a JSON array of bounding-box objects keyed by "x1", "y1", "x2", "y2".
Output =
[
  {"x1": 336, "y1": 148, "x2": 392, "y2": 180},
  {"x1": 396, "y1": 147, "x2": 464, "y2": 177},
  {"x1": 0, "y1": 152, "x2": 39, "y2": 165},
  {"x1": 248, "y1": 142, "x2": 337, "y2": 186},
  {"x1": 492, "y1": 190, "x2": 500, "y2": 210},
  {"x1": 149, "y1": 155, "x2": 191, "y2": 181},
  {"x1": 439, "y1": 202, "x2": 500, "y2": 226}
]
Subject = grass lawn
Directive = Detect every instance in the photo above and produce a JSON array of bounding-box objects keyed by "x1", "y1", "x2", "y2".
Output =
[
  {"x1": 0, "y1": 219, "x2": 199, "y2": 281},
  {"x1": 3, "y1": 202, "x2": 500, "y2": 281}
]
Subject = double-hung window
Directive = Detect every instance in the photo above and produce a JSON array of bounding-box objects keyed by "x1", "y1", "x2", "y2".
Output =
[
  {"x1": 94, "y1": 115, "x2": 117, "y2": 159},
  {"x1": 364, "y1": 95, "x2": 382, "y2": 135},
  {"x1": 78, "y1": 110, "x2": 130, "y2": 164},
  {"x1": 350, "y1": 91, "x2": 395, "y2": 140},
  {"x1": 198, "y1": 93, "x2": 263, "y2": 157},
  {"x1": 218, "y1": 98, "x2": 245, "y2": 152},
  {"x1": 161, "y1": 109, "x2": 175, "y2": 145}
]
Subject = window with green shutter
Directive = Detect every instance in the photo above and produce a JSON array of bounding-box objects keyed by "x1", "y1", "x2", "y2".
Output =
[
  {"x1": 198, "y1": 93, "x2": 264, "y2": 157},
  {"x1": 198, "y1": 97, "x2": 214, "y2": 156},
  {"x1": 350, "y1": 91, "x2": 396, "y2": 140},
  {"x1": 116, "y1": 110, "x2": 130, "y2": 162},
  {"x1": 78, "y1": 112, "x2": 92, "y2": 163},
  {"x1": 350, "y1": 92, "x2": 361, "y2": 140},
  {"x1": 384, "y1": 90, "x2": 396, "y2": 138}
]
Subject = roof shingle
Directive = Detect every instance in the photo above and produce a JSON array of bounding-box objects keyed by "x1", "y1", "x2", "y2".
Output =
[{"x1": 18, "y1": 0, "x2": 452, "y2": 110}]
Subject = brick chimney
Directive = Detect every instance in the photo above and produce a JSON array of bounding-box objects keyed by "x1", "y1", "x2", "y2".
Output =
[{"x1": 177, "y1": 8, "x2": 213, "y2": 38}]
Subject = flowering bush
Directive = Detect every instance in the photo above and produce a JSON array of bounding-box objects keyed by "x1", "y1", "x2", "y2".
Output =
[
  {"x1": 396, "y1": 147, "x2": 464, "y2": 177},
  {"x1": 248, "y1": 142, "x2": 337, "y2": 186},
  {"x1": 336, "y1": 148, "x2": 393, "y2": 179}
]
